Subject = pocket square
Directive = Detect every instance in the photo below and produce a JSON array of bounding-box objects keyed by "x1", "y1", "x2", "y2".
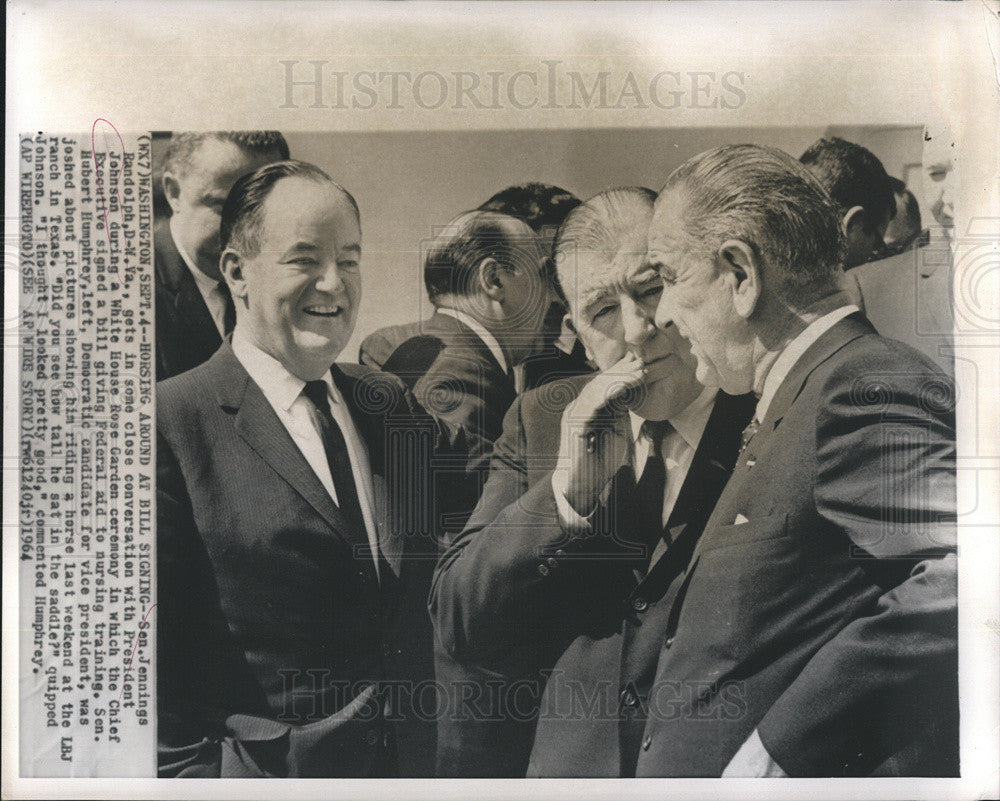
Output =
[{"x1": 733, "y1": 514, "x2": 750, "y2": 525}]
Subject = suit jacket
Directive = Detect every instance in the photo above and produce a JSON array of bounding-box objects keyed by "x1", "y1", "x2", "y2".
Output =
[
  {"x1": 157, "y1": 341, "x2": 484, "y2": 778},
  {"x1": 154, "y1": 219, "x2": 225, "y2": 381},
  {"x1": 430, "y1": 377, "x2": 755, "y2": 776},
  {"x1": 519, "y1": 337, "x2": 594, "y2": 392},
  {"x1": 382, "y1": 311, "x2": 516, "y2": 443},
  {"x1": 359, "y1": 320, "x2": 425, "y2": 370},
  {"x1": 635, "y1": 313, "x2": 958, "y2": 776},
  {"x1": 848, "y1": 245, "x2": 953, "y2": 376}
]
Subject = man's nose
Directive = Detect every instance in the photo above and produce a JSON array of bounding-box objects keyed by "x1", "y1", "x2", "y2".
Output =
[
  {"x1": 653, "y1": 288, "x2": 675, "y2": 331},
  {"x1": 622, "y1": 297, "x2": 656, "y2": 348},
  {"x1": 315, "y1": 262, "x2": 346, "y2": 295}
]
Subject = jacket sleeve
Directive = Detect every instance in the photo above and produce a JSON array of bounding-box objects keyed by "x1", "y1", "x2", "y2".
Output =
[
  {"x1": 429, "y1": 395, "x2": 635, "y2": 675},
  {"x1": 756, "y1": 361, "x2": 958, "y2": 776}
]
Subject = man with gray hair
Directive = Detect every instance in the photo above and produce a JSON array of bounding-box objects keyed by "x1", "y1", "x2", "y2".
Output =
[
  {"x1": 431, "y1": 188, "x2": 754, "y2": 776},
  {"x1": 155, "y1": 131, "x2": 289, "y2": 379},
  {"x1": 645, "y1": 143, "x2": 957, "y2": 776}
]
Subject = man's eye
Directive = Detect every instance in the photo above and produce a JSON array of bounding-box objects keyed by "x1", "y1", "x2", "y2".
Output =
[
  {"x1": 640, "y1": 285, "x2": 663, "y2": 299},
  {"x1": 291, "y1": 257, "x2": 319, "y2": 266},
  {"x1": 338, "y1": 261, "x2": 360, "y2": 272},
  {"x1": 592, "y1": 304, "x2": 617, "y2": 321}
]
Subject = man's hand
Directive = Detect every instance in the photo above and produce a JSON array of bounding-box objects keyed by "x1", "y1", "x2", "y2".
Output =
[
  {"x1": 721, "y1": 729, "x2": 788, "y2": 777},
  {"x1": 557, "y1": 353, "x2": 645, "y2": 517}
]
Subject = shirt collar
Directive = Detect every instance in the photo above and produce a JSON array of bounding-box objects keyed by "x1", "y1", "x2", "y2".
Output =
[
  {"x1": 232, "y1": 327, "x2": 340, "y2": 412},
  {"x1": 437, "y1": 307, "x2": 509, "y2": 374},
  {"x1": 756, "y1": 304, "x2": 858, "y2": 422},
  {"x1": 170, "y1": 216, "x2": 221, "y2": 294},
  {"x1": 629, "y1": 385, "x2": 717, "y2": 451}
]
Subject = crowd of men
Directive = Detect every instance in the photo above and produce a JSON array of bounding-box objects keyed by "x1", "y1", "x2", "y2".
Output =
[{"x1": 155, "y1": 129, "x2": 958, "y2": 778}]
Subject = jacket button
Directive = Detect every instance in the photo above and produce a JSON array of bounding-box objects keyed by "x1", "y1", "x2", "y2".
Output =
[
  {"x1": 537, "y1": 563, "x2": 550, "y2": 577},
  {"x1": 546, "y1": 556, "x2": 558, "y2": 569},
  {"x1": 364, "y1": 729, "x2": 379, "y2": 746},
  {"x1": 631, "y1": 596, "x2": 648, "y2": 612},
  {"x1": 619, "y1": 688, "x2": 637, "y2": 707},
  {"x1": 664, "y1": 636, "x2": 674, "y2": 648},
  {"x1": 642, "y1": 735, "x2": 652, "y2": 751}
]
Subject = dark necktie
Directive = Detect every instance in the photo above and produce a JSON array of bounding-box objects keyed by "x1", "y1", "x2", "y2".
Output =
[
  {"x1": 217, "y1": 280, "x2": 237, "y2": 335},
  {"x1": 739, "y1": 416, "x2": 761, "y2": 456},
  {"x1": 634, "y1": 420, "x2": 672, "y2": 557},
  {"x1": 301, "y1": 380, "x2": 367, "y2": 534}
]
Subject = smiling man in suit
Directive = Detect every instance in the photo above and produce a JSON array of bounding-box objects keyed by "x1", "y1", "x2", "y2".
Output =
[
  {"x1": 647, "y1": 144, "x2": 957, "y2": 776},
  {"x1": 430, "y1": 188, "x2": 755, "y2": 776},
  {"x1": 155, "y1": 131, "x2": 289, "y2": 380},
  {"x1": 157, "y1": 160, "x2": 481, "y2": 778}
]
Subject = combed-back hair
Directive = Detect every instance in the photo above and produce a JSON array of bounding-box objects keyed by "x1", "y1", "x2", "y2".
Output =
[
  {"x1": 661, "y1": 143, "x2": 845, "y2": 308},
  {"x1": 478, "y1": 183, "x2": 581, "y2": 233},
  {"x1": 163, "y1": 131, "x2": 290, "y2": 178},
  {"x1": 423, "y1": 211, "x2": 536, "y2": 303},
  {"x1": 220, "y1": 160, "x2": 359, "y2": 256},
  {"x1": 553, "y1": 187, "x2": 656, "y2": 311},
  {"x1": 800, "y1": 136, "x2": 895, "y2": 229}
]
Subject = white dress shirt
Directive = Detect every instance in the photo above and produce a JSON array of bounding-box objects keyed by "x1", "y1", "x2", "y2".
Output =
[
  {"x1": 437, "y1": 307, "x2": 509, "y2": 374},
  {"x1": 170, "y1": 217, "x2": 230, "y2": 338},
  {"x1": 552, "y1": 385, "x2": 717, "y2": 532},
  {"x1": 755, "y1": 304, "x2": 859, "y2": 423},
  {"x1": 232, "y1": 329, "x2": 381, "y2": 576}
]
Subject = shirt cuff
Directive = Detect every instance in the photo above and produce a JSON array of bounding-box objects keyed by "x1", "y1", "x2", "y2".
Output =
[{"x1": 551, "y1": 465, "x2": 596, "y2": 532}]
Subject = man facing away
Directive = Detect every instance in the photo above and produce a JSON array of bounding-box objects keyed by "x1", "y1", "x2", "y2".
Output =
[
  {"x1": 430, "y1": 188, "x2": 754, "y2": 776},
  {"x1": 646, "y1": 144, "x2": 956, "y2": 776},
  {"x1": 155, "y1": 131, "x2": 289, "y2": 379},
  {"x1": 157, "y1": 160, "x2": 483, "y2": 777}
]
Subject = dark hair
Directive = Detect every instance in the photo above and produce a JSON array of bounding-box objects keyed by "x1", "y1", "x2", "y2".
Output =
[
  {"x1": 799, "y1": 137, "x2": 895, "y2": 230},
  {"x1": 220, "y1": 160, "x2": 359, "y2": 256},
  {"x1": 553, "y1": 187, "x2": 656, "y2": 312},
  {"x1": 478, "y1": 183, "x2": 581, "y2": 233},
  {"x1": 163, "y1": 131, "x2": 290, "y2": 178},
  {"x1": 423, "y1": 211, "x2": 537, "y2": 303},
  {"x1": 661, "y1": 143, "x2": 844, "y2": 308}
]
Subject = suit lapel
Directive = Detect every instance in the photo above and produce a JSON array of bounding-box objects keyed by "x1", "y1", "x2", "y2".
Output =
[
  {"x1": 155, "y1": 220, "x2": 223, "y2": 352},
  {"x1": 432, "y1": 312, "x2": 515, "y2": 395},
  {"x1": 210, "y1": 345, "x2": 374, "y2": 566}
]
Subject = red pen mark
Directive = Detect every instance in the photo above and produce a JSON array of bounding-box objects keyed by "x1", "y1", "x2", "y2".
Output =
[
  {"x1": 119, "y1": 603, "x2": 157, "y2": 702},
  {"x1": 91, "y1": 118, "x2": 129, "y2": 285}
]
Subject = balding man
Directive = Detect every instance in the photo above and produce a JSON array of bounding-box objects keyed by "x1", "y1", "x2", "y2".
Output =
[
  {"x1": 430, "y1": 188, "x2": 754, "y2": 776},
  {"x1": 647, "y1": 144, "x2": 957, "y2": 777},
  {"x1": 157, "y1": 160, "x2": 482, "y2": 778},
  {"x1": 155, "y1": 131, "x2": 289, "y2": 379},
  {"x1": 381, "y1": 210, "x2": 550, "y2": 443}
]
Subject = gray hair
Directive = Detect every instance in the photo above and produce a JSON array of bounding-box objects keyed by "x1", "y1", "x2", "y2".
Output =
[{"x1": 660, "y1": 144, "x2": 845, "y2": 308}]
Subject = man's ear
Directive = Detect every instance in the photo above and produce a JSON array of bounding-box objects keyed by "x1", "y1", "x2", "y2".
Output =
[
  {"x1": 477, "y1": 257, "x2": 505, "y2": 301},
  {"x1": 841, "y1": 205, "x2": 866, "y2": 238},
  {"x1": 564, "y1": 313, "x2": 594, "y2": 364},
  {"x1": 717, "y1": 239, "x2": 762, "y2": 319},
  {"x1": 162, "y1": 171, "x2": 182, "y2": 214},
  {"x1": 220, "y1": 249, "x2": 247, "y2": 299}
]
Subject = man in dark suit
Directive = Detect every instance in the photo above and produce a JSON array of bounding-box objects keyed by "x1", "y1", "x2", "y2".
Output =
[
  {"x1": 801, "y1": 136, "x2": 953, "y2": 375},
  {"x1": 155, "y1": 131, "x2": 289, "y2": 379},
  {"x1": 157, "y1": 161, "x2": 482, "y2": 777},
  {"x1": 361, "y1": 183, "x2": 592, "y2": 389},
  {"x1": 381, "y1": 210, "x2": 550, "y2": 443},
  {"x1": 646, "y1": 144, "x2": 957, "y2": 776},
  {"x1": 430, "y1": 188, "x2": 754, "y2": 776}
]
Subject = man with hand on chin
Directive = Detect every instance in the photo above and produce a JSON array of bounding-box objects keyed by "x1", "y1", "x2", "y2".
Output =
[
  {"x1": 646, "y1": 144, "x2": 957, "y2": 777},
  {"x1": 431, "y1": 188, "x2": 754, "y2": 777},
  {"x1": 157, "y1": 160, "x2": 481, "y2": 778}
]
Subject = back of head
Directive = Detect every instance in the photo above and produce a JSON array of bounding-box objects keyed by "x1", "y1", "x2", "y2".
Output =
[
  {"x1": 220, "y1": 159, "x2": 358, "y2": 257},
  {"x1": 661, "y1": 143, "x2": 845, "y2": 309},
  {"x1": 554, "y1": 187, "x2": 656, "y2": 310},
  {"x1": 423, "y1": 210, "x2": 534, "y2": 304},
  {"x1": 799, "y1": 136, "x2": 894, "y2": 231},
  {"x1": 478, "y1": 183, "x2": 581, "y2": 234},
  {"x1": 163, "y1": 131, "x2": 290, "y2": 179}
]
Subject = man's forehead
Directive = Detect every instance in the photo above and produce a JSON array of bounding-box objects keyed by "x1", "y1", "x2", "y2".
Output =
[
  {"x1": 562, "y1": 248, "x2": 654, "y2": 306},
  {"x1": 260, "y1": 179, "x2": 360, "y2": 239}
]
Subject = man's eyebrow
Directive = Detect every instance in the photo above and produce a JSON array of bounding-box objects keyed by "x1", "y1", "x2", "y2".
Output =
[{"x1": 340, "y1": 243, "x2": 361, "y2": 255}]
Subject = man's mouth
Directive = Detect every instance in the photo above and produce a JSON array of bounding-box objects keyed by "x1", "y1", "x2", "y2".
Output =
[{"x1": 303, "y1": 304, "x2": 345, "y2": 318}]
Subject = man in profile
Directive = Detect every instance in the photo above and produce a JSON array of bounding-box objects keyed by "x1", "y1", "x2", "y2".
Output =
[
  {"x1": 801, "y1": 136, "x2": 952, "y2": 374},
  {"x1": 155, "y1": 131, "x2": 289, "y2": 379},
  {"x1": 157, "y1": 160, "x2": 481, "y2": 777},
  {"x1": 380, "y1": 210, "x2": 550, "y2": 442},
  {"x1": 431, "y1": 188, "x2": 754, "y2": 777},
  {"x1": 646, "y1": 144, "x2": 956, "y2": 776}
]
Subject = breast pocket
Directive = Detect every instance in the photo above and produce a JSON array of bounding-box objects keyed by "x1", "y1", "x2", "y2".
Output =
[{"x1": 698, "y1": 511, "x2": 789, "y2": 553}]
